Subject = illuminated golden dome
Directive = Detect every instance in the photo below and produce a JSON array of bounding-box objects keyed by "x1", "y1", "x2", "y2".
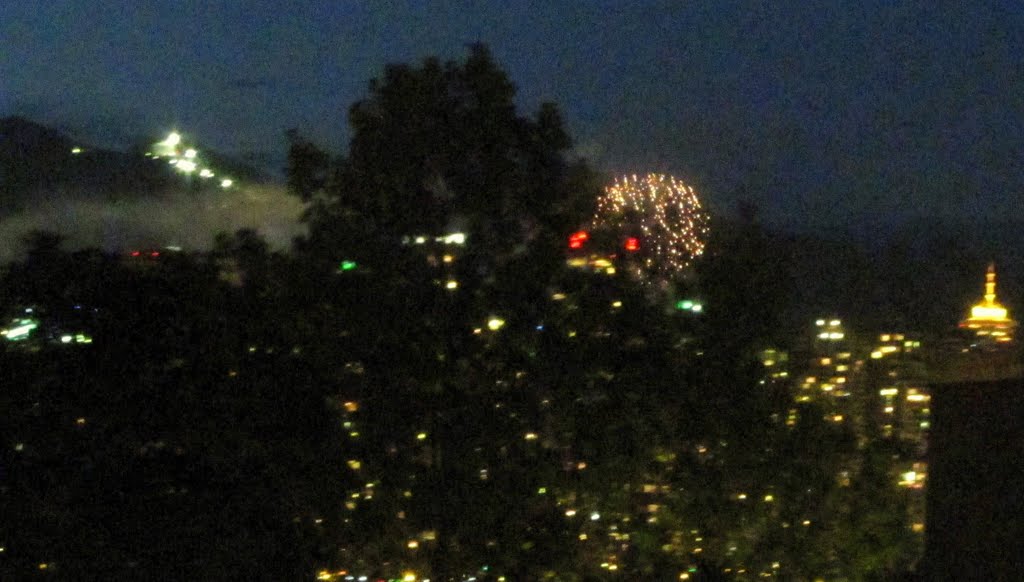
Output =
[{"x1": 961, "y1": 263, "x2": 1015, "y2": 341}]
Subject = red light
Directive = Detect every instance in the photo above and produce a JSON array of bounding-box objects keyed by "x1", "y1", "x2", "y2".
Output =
[
  {"x1": 624, "y1": 237, "x2": 640, "y2": 252},
  {"x1": 130, "y1": 251, "x2": 140, "y2": 257},
  {"x1": 151, "y1": 251, "x2": 160, "y2": 257},
  {"x1": 569, "y1": 230, "x2": 589, "y2": 250}
]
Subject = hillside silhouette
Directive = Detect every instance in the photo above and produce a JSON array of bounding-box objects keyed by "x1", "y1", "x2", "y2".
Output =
[{"x1": 1, "y1": 116, "x2": 270, "y2": 210}]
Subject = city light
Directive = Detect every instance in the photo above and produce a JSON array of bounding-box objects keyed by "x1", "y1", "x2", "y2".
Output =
[
  {"x1": 163, "y1": 132, "x2": 181, "y2": 147},
  {"x1": 568, "y1": 230, "x2": 589, "y2": 249},
  {"x1": 675, "y1": 300, "x2": 703, "y2": 313},
  {"x1": 2, "y1": 319, "x2": 38, "y2": 341},
  {"x1": 1, "y1": 60, "x2": 968, "y2": 582},
  {"x1": 441, "y1": 232, "x2": 466, "y2": 245}
]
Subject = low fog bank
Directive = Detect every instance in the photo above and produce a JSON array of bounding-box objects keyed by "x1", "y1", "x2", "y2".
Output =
[{"x1": 0, "y1": 184, "x2": 307, "y2": 262}]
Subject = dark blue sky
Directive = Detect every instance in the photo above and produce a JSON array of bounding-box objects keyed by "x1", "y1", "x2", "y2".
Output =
[{"x1": 3, "y1": 1, "x2": 1023, "y2": 232}]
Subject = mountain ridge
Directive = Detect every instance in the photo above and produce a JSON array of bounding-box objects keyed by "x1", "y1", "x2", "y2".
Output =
[{"x1": 0, "y1": 116, "x2": 273, "y2": 211}]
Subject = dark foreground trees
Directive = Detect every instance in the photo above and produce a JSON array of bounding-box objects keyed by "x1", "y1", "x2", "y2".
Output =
[{"x1": 0, "y1": 46, "x2": 919, "y2": 580}]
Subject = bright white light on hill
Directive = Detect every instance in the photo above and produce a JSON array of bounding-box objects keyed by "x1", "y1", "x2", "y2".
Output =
[
  {"x1": 220, "y1": 179, "x2": 233, "y2": 188},
  {"x1": 176, "y1": 160, "x2": 197, "y2": 173},
  {"x1": 184, "y1": 148, "x2": 197, "y2": 159},
  {"x1": 163, "y1": 132, "x2": 181, "y2": 147},
  {"x1": 199, "y1": 168, "x2": 214, "y2": 178}
]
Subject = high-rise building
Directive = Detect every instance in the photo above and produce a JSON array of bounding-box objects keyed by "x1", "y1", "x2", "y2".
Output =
[
  {"x1": 923, "y1": 264, "x2": 1024, "y2": 578},
  {"x1": 959, "y1": 263, "x2": 1016, "y2": 345},
  {"x1": 868, "y1": 333, "x2": 929, "y2": 448},
  {"x1": 924, "y1": 377, "x2": 1024, "y2": 579},
  {"x1": 796, "y1": 318, "x2": 857, "y2": 411}
]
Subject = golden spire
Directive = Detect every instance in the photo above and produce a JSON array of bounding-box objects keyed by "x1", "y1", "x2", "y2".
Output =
[
  {"x1": 985, "y1": 262, "x2": 997, "y2": 305},
  {"x1": 962, "y1": 263, "x2": 1014, "y2": 339}
]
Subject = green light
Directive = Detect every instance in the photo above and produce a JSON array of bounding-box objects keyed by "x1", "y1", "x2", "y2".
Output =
[
  {"x1": 2, "y1": 319, "x2": 38, "y2": 341},
  {"x1": 675, "y1": 300, "x2": 703, "y2": 313},
  {"x1": 339, "y1": 260, "x2": 358, "y2": 272}
]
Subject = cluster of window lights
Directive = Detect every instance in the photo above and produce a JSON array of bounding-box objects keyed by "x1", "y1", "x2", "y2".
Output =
[
  {"x1": 342, "y1": 234, "x2": 464, "y2": 277},
  {"x1": 60, "y1": 333, "x2": 92, "y2": 344},
  {"x1": 403, "y1": 233, "x2": 467, "y2": 246},
  {"x1": 802, "y1": 318, "x2": 932, "y2": 499},
  {"x1": 2, "y1": 305, "x2": 97, "y2": 347},
  {"x1": 329, "y1": 389, "x2": 777, "y2": 579},
  {"x1": 323, "y1": 387, "x2": 783, "y2": 580},
  {"x1": 565, "y1": 254, "x2": 617, "y2": 275},
  {"x1": 871, "y1": 334, "x2": 921, "y2": 359},
  {"x1": 146, "y1": 132, "x2": 234, "y2": 189},
  {"x1": 316, "y1": 572, "x2": 421, "y2": 582},
  {"x1": 331, "y1": 354, "x2": 731, "y2": 580},
  {"x1": 326, "y1": 309, "x2": 931, "y2": 579},
  {"x1": 814, "y1": 318, "x2": 845, "y2": 340}
]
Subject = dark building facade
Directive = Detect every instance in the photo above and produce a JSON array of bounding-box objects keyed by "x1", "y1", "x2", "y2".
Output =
[{"x1": 923, "y1": 374, "x2": 1024, "y2": 580}]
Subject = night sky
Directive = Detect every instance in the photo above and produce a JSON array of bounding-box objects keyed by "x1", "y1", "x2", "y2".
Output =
[{"x1": 3, "y1": 1, "x2": 1023, "y2": 232}]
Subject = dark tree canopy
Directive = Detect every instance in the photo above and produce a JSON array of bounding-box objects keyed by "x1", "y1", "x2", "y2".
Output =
[
  {"x1": 295, "y1": 45, "x2": 593, "y2": 269},
  {"x1": 1, "y1": 46, "x2": 922, "y2": 582}
]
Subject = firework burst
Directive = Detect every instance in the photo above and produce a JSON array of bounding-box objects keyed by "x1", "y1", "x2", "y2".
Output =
[{"x1": 589, "y1": 173, "x2": 709, "y2": 281}]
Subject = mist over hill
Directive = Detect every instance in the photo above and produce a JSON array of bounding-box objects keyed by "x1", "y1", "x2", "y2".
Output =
[{"x1": 0, "y1": 117, "x2": 305, "y2": 260}]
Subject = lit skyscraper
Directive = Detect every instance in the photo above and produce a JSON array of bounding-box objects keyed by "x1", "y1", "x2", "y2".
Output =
[{"x1": 959, "y1": 263, "x2": 1016, "y2": 345}]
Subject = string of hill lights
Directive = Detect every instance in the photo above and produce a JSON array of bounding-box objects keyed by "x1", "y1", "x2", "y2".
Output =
[
  {"x1": 148, "y1": 131, "x2": 234, "y2": 189},
  {"x1": 588, "y1": 173, "x2": 709, "y2": 280}
]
